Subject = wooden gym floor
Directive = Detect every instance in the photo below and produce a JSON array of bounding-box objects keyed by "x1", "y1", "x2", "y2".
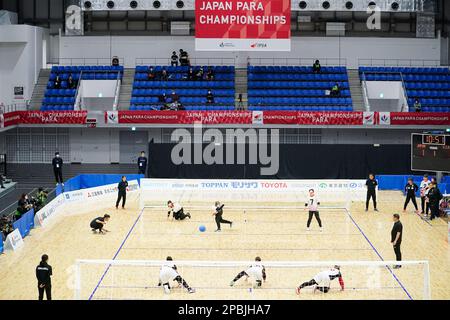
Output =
[{"x1": 0, "y1": 191, "x2": 448, "y2": 300}]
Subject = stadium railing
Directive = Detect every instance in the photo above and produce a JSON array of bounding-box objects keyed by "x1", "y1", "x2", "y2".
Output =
[
  {"x1": 358, "y1": 58, "x2": 441, "y2": 67},
  {"x1": 248, "y1": 57, "x2": 347, "y2": 66},
  {"x1": 48, "y1": 57, "x2": 125, "y2": 66},
  {"x1": 135, "y1": 57, "x2": 236, "y2": 66}
]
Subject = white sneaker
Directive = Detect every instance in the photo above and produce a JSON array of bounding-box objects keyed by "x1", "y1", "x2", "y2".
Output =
[
  {"x1": 319, "y1": 227, "x2": 323, "y2": 232},
  {"x1": 163, "y1": 284, "x2": 170, "y2": 294},
  {"x1": 306, "y1": 227, "x2": 310, "y2": 231}
]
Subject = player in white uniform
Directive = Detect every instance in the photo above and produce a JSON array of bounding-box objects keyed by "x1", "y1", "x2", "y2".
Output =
[
  {"x1": 305, "y1": 189, "x2": 322, "y2": 231},
  {"x1": 419, "y1": 175, "x2": 431, "y2": 216},
  {"x1": 296, "y1": 266, "x2": 344, "y2": 294},
  {"x1": 158, "y1": 256, "x2": 195, "y2": 294},
  {"x1": 167, "y1": 200, "x2": 191, "y2": 221},
  {"x1": 229, "y1": 257, "x2": 266, "y2": 288}
]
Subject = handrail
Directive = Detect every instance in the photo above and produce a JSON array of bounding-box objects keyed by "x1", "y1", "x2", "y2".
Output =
[
  {"x1": 399, "y1": 72, "x2": 410, "y2": 112},
  {"x1": 135, "y1": 57, "x2": 236, "y2": 66},
  {"x1": 0, "y1": 102, "x2": 30, "y2": 113},
  {"x1": 248, "y1": 57, "x2": 347, "y2": 66},
  {"x1": 358, "y1": 58, "x2": 442, "y2": 67},
  {"x1": 48, "y1": 57, "x2": 125, "y2": 66},
  {"x1": 113, "y1": 71, "x2": 121, "y2": 111},
  {"x1": 74, "y1": 71, "x2": 83, "y2": 111},
  {"x1": 360, "y1": 72, "x2": 371, "y2": 111}
]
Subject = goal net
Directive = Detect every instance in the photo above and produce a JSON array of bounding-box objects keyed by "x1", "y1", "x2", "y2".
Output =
[{"x1": 74, "y1": 259, "x2": 430, "y2": 300}]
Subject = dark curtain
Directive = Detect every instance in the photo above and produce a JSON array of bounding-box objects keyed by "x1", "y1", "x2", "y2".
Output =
[{"x1": 148, "y1": 143, "x2": 413, "y2": 179}]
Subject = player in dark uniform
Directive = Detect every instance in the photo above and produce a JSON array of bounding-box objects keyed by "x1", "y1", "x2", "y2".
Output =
[
  {"x1": 427, "y1": 183, "x2": 443, "y2": 221},
  {"x1": 90, "y1": 214, "x2": 110, "y2": 234},
  {"x1": 296, "y1": 265, "x2": 344, "y2": 294},
  {"x1": 365, "y1": 173, "x2": 378, "y2": 212},
  {"x1": 403, "y1": 178, "x2": 419, "y2": 213},
  {"x1": 116, "y1": 176, "x2": 128, "y2": 209},
  {"x1": 213, "y1": 201, "x2": 233, "y2": 232},
  {"x1": 36, "y1": 254, "x2": 53, "y2": 300},
  {"x1": 167, "y1": 200, "x2": 191, "y2": 220}
]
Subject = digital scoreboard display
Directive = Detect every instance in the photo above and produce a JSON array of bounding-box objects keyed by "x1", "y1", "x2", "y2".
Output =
[{"x1": 411, "y1": 134, "x2": 450, "y2": 172}]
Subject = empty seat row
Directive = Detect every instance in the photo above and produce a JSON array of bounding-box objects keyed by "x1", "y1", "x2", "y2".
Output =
[
  {"x1": 248, "y1": 74, "x2": 348, "y2": 81},
  {"x1": 249, "y1": 97, "x2": 352, "y2": 105},
  {"x1": 359, "y1": 67, "x2": 449, "y2": 74},
  {"x1": 131, "y1": 97, "x2": 234, "y2": 104},
  {"x1": 248, "y1": 106, "x2": 353, "y2": 111},
  {"x1": 133, "y1": 81, "x2": 234, "y2": 89},
  {"x1": 49, "y1": 72, "x2": 122, "y2": 81},
  {"x1": 248, "y1": 89, "x2": 351, "y2": 97},
  {"x1": 135, "y1": 65, "x2": 234, "y2": 73},
  {"x1": 132, "y1": 89, "x2": 234, "y2": 97},
  {"x1": 405, "y1": 82, "x2": 450, "y2": 90},
  {"x1": 364, "y1": 74, "x2": 450, "y2": 82},
  {"x1": 249, "y1": 66, "x2": 347, "y2": 74},
  {"x1": 407, "y1": 90, "x2": 450, "y2": 98},
  {"x1": 129, "y1": 105, "x2": 235, "y2": 111},
  {"x1": 40, "y1": 104, "x2": 75, "y2": 111},
  {"x1": 408, "y1": 107, "x2": 450, "y2": 112},
  {"x1": 42, "y1": 97, "x2": 76, "y2": 104},
  {"x1": 51, "y1": 65, "x2": 124, "y2": 73},
  {"x1": 45, "y1": 89, "x2": 77, "y2": 97},
  {"x1": 134, "y1": 72, "x2": 234, "y2": 81},
  {"x1": 248, "y1": 81, "x2": 349, "y2": 89},
  {"x1": 408, "y1": 98, "x2": 450, "y2": 106}
]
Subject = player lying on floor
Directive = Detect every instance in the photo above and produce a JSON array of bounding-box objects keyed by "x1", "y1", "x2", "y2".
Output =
[
  {"x1": 296, "y1": 265, "x2": 344, "y2": 294},
  {"x1": 167, "y1": 200, "x2": 191, "y2": 221},
  {"x1": 230, "y1": 256, "x2": 266, "y2": 288},
  {"x1": 158, "y1": 256, "x2": 195, "y2": 294}
]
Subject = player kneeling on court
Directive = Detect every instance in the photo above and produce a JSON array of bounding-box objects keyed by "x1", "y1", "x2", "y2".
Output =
[
  {"x1": 167, "y1": 200, "x2": 191, "y2": 221},
  {"x1": 296, "y1": 265, "x2": 344, "y2": 294},
  {"x1": 90, "y1": 214, "x2": 110, "y2": 234},
  {"x1": 230, "y1": 256, "x2": 266, "y2": 288},
  {"x1": 158, "y1": 256, "x2": 195, "y2": 294}
]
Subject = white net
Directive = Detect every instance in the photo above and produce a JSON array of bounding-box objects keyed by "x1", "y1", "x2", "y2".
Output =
[{"x1": 75, "y1": 259, "x2": 430, "y2": 300}]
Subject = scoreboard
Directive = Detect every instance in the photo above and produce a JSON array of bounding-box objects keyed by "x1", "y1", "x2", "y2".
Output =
[{"x1": 411, "y1": 133, "x2": 450, "y2": 172}]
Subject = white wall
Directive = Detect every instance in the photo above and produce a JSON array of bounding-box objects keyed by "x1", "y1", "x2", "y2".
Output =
[
  {"x1": 59, "y1": 35, "x2": 441, "y2": 68},
  {"x1": 80, "y1": 80, "x2": 117, "y2": 97},
  {"x1": 69, "y1": 128, "x2": 120, "y2": 163}
]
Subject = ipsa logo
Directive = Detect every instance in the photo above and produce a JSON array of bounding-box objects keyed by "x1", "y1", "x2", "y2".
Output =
[{"x1": 319, "y1": 183, "x2": 328, "y2": 189}]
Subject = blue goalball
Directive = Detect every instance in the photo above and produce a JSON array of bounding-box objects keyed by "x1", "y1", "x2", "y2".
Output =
[{"x1": 199, "y1": 225, "x2": 206, "y2": 232}]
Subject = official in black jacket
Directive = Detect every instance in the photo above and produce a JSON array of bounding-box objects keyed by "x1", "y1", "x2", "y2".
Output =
[
  {"x1": 36, "y1": 254, "x2": 52, "y2": 300},
  {"x1": 365, "y1": 173, "x2": 378, "y2": 212},
  {"x1": 391, "y1": 214, "x2": 403, "y2": 269},
  {"x1": 52, "y1": 152, "x2": 64, "y2": 186},
  {"x1": 403, "y1": 178, "x2": 419, "y2": 212},
  {"x1": 427, "y1": 183, "x2": 443, "y2": 220},
  {"x1": 137, "y1": 151, "x2": 148, "y2": 176},
  {"x1": 116, "y1": 176, "x2": 128, "y2": 210}
]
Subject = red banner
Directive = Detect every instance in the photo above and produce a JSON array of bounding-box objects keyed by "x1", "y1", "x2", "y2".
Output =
[
  {"x1": 2, "y1": 111, "x2": 88, "y2": 126},
  {"x1": 195, "y1": 0, "x2": 291, "y2": 51},
  {"x1": 385, "y1": 112, "x2": 450, "y2": 126},
  {"x1": 264, "y1": 111, "x2": 365, "y2": 125}
]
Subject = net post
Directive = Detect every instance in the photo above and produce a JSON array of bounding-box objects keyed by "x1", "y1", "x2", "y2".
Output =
[
  {"x1": 74, "y1": 260, "x2": 81, "y2": 300},
  {"x1": 423, "y1": 261, "x2": 431, "y2": 300}
]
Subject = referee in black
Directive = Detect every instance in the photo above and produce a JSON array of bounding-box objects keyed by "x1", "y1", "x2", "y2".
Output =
[
  {"x1": 391, "y1": 214, "x2": 403, "y2": 269},
  {"x1": 52, "y1": 152, "x2": 64, "y2": 186},
  {"x1": 116, "y1": 176, "x2": 128, "y2": 210},
  {"x1": 137, "y1": 151, "x2": 147, "y2": 176},
  {"x1": 213, "y1": 201, "x2": 232, "y2": 232},
  {"x1": 365, "y1": 173, "x2": 378, "y2": 212},
  {"x1": 36, "y1": 254, "x2": 52, "y2": 300}
]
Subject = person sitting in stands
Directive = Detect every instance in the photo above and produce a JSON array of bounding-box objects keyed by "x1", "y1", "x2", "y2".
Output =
[
  {"x1": 206, "y1": 90, "x2": 214, "y2": 104},
  {"x1": 206, "y1": 67, "x2": 215, "y2": 81},
  {"x1": 16, "y1": 193, "x2": 32, "y2": 220},
  {"x1": 54, "y1": 75, "x2": 61, "y2": 89},
  {"x1": 414, "y1": 99, "x2": 422, "y2": 112},
  {"x1": 36, "y1": 188, "x2": 49, "y2": 211},
  {"x1": 195, "y1": 67, "x2": 204, "y2": 81},
  {"x1": 171, "y1": 51, "x2": 179, "y2": 67},
  {"x1": 68, "y1": 74, "x2": 77, "y2": 89},
  {"x1": 159, "y1": 93, "x2": 167, "y2": 104},
  {"x1": 160, "y1": 103, "x2": 170, "y2": 111},
  {"x1": 148, "y1": 67, "x2": 156, "y2": 81},
  {"x1": 171, "y1": 90, "x2": 179, "y2": 103},
  {"x1": 179, "y1": 49, "x2": 190, "y2": 66},
  {"x1": 112, "y1": 56, "x2": 119, "y2": 67},
  {"x1": 187, "y1": 67, "x2": 195, "y2": 81},
  {"x1": 312, "y1": 60, "x2": 321, "y2": 73},
  {"x1": 160, "y1": 69, "x2": 169, "y2": 81},
  {"x1": 330, "y1": 83, "x2": 340, "y2": 96}
]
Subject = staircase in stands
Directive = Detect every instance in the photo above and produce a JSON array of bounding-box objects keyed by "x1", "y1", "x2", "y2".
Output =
[
  {"x1": 235, "y1": 68, "x2": 248, "y2": 110},
  {"x1": 29, "y1": 69, "x2": 51, "y2": 110},
  {"x1": 348, "y1": 69, "x2": 365, "y2": 111},
  {"x1": 117, "y1": 68, "x2": 135, "y2": 110}
]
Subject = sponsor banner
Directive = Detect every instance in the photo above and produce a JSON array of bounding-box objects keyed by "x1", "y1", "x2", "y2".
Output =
[
  {"x1": 12, "y1": 208, "x2": 34, "y2": 238},
  {"x1": 64, "y1": 180, "x2": 139, "y2": 203},
  {"x1": 35, "y1": 193, "x2": 65, "y2": 227},
  {"x1": 4, "y1": 229, "x2": 24, "y2": 251},
  {"x1": 3, "y1": 111, "x2": 21, "y2": 127},
  {"x1": 264, "y1": 112, "x2": 365, "y2": 125},
  {"x1": 378, "y1": 112, "x2": 391, "y2": 125},
  {"x1": 195, "y1": 0, "x2": 291, "y2": 51},
  {"x1": 388, "y1": 112, "x2": 450, "y2": 125},
  {"x1": 2, "y1": 111, "x2": 88, "y2": 127}
]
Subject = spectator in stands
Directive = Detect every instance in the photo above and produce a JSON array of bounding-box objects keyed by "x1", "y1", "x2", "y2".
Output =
[
  {"x1": 68, "y1": 74, "x2": 77, "y2": 89},
  {"x1": 17, "y1": 193, "x2": 32, "y2": 219},
  {"x1": 312, "y1": 60, "x2": 321, "y2": 73},
  {"x1": 206, "y1": 67, "x2": 215, "y2": 81},
  {"x1": 158, "y1": 92, "x2": 167, "y2": 104},
  {"x1": 112, "y1": 56, "x2": 119, "y2": 67},
  {"x1": 196, "y1": 67, "x2": 204, "y2": 81},
  {"x1": 148, "y1": 67, "x2": 156, "y2": 81},
  {"x1": 330, "y1": 83, "x2": 340, "y2": 96},
  {"x1": 160, "y1": 69, "x2": 169, "y2": 81},
  {"x1": 179, "y1": 49, "x2": 190, "y2": 66},
  {"x1": 187, "y1": 67, "x2": 195, "y2": 81},
  {"x1": 414, "y1": 99, "x2": 422, "y2": 112},
  {"x1": 171, "y1": 90, "x2": 179, "y2": 103},
  {"x1": 54, "y1": 75, "x2": 61, "y2": 89},
  {"x1": 206, "y1": 90, "x2": 215, "y2": 104},
  {"x1": 0, "y1": 216, "x2": 13, "y2": 241},
  {"x1": 171, "y1": 51, "x2": 179, "y2": 67},
  {"x1": 36, "y1": 188, "x2": 49, "y2": 212}
]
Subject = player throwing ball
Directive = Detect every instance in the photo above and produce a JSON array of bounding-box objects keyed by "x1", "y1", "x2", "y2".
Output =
[
  {"x1": 167, "y1": 200, "x2": 191, "y2": 221},
  {"x1": 296, "y1": 265, "x2": 344, "y2": 294},
  {"x1": 213, "y1": 201, "x2": 232, "y2": 232},
  {"x1": 230, "y1": 256, "x2": 266, "y2": 288},
  {"x1": 90, "y1": 214, "x2": 110, "y2": 234},
  {"x1": 158, "y1": 256, "x2": 195, "y2": 294},
  {"x1": 305, "y1": 189, "x2": 322, "y2": 231}
]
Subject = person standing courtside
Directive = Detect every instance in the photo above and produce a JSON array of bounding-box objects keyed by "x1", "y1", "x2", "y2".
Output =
[
  {"x1": 137, "y1": 151, "x2": 148, "y2": 176},
  {"x1": 36, "y1": 254, "x2": 52, "y2": 300},
  {"x1": 391, "y1": 214, "x2": 403, "y2": 269},
  {"x1": 365, "y1": 173, "x2": 378, "y2": 212},
  {"x1": 116, "y1": 176, "x2": 128, "y2": 210},
  {"x1": 427, "y1": 182, "x2": 443, "y2": 221},
  {"x1": 420, "y1": 174, "x2": 431, "y2": 216},
  {"x1": 52, "y1": 152, "x2": 64, "y2": 186},
  {"x1": 403, "y1": 178, "x2": 419, "y2": 213}
]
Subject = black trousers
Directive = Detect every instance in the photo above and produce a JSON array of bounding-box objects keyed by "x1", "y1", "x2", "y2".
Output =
[
  {"x1": 429, "y1": 203, "x2": 440, "y2": 220},
  {"x1": 420, "y1": 197, "x2": 430, "y2": 214},
  {"x1": 116, "y1": 192, "x2": 126, "y2": 208},
  {"x1": 307, "y1": 211, "x2": 322, "y2": 228},
  {"x1": 138, "y1": 167, "x2": 146, "y2": 175},
  {"x1": 215, "y1": 214, "x2": 232, "y2": 230},
  {"x1": 404, "y1": 194, "x2": 418, "y2": 210},
  {"x1": 366, "y1": 190, "x2": 377, "y2": 209},
  {"x1": 174, "y1": 209, "x2": 189, "y2": 220},
  {"x1": 38, "y1": 284, "x2": 52, "y2": 300},
  {"x1": 393, "y1": 243, "x2": 402, "y2": 261},
  {"x1": 53, "y1": 169, "x2": 63, "y2": 184},
  {"x1": 0, "y1": 175, "x2": 4, "y2": 188}
]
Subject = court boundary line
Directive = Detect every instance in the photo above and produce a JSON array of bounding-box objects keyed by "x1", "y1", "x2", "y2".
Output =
[
  {"x1": 344, "y1": 208, "x2": 414, "y2": 300},
  {"x1": 88, "y1": 208, "x2": 145, "y2": 300}
]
